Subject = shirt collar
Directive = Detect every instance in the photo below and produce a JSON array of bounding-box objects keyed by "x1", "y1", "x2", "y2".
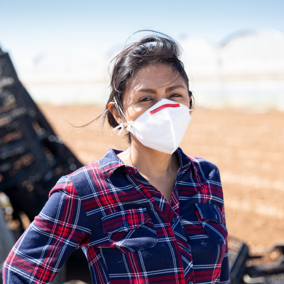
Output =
[
  {"x1": 175, "y1": 147, "x2": 192, "y2": 170},
  {"x1": 99, "y1": 147, "x2": 195, "y2": 178},
  {"x1": 98, "y1": 148, "x2": 138, "y2": 178},
  {"x1": 176, "y1": 148, "x2": 198, "y2": 174}
]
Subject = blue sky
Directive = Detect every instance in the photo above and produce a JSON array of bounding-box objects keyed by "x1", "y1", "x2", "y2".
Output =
[{"x1": 1, "y1": 0, "x2": 284, "y2": 59}]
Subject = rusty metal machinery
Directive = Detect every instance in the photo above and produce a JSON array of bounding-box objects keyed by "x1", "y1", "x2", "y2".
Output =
[
  {"x1": 0, "y1": 48, "x2": 83, "y2": 225},
  {"x1": 228, "y1": 236, "x2": 249, "y2": 284},
  {"x1": 244, "y1": 245, "x2": 284, "y2": 284}
]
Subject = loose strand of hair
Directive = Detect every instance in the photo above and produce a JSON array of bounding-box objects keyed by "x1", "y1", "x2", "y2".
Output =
[{"x1": 68, "y1": 106, "x2": 113, "y2": 129}]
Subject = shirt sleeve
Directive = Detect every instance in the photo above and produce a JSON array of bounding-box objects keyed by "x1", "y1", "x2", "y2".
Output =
[
  {"x1": 2, "y1": 175, "x2": 91, "y2": 284},
  {"x1": 212, "y1": 164, "x2": 230, "y2": 284},
  {"x1": 219, "y1": 199, "x2": 230, "y2": 284}
]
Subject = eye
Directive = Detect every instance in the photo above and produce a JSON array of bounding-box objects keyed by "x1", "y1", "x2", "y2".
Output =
[
  {"x1": 139, "y1": 97, "x2": 153, "y2": 102},
  {"x1": 170, "y1": 93, "x2": 182, "y2": 98}
]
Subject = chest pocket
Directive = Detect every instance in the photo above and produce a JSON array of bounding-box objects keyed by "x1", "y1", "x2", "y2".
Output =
[
  {"x1": 100, "y1": 208, "x2": 157, "y2": 253},
  {"x1": 195, "y1": 203, "x2": 228, "y2": 245}
]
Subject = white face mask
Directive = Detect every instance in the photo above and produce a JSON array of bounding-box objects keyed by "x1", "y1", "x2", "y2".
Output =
[{"x1": 113, "y1": 98, "x2": 192, "y2": 154}]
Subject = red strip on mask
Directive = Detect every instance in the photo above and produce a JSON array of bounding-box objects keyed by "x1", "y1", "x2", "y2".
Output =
[{"x1": 150, "y1": 104, "x2": 180, "y2": 115}]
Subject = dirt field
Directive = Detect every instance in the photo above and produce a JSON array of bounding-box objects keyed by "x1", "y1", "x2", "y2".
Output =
[{"x1": 39, "y1": 104, "x2": 284, "y2": 249}]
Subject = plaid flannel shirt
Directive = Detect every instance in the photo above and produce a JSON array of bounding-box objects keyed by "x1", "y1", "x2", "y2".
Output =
[{"x1": 3, "y1": 148, "x2": 230, "y2": 284}]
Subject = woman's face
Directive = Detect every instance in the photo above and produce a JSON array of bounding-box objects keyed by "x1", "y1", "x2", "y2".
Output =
[{"x1": 115, "y1": 63, "x2": 190, "y2": 124}]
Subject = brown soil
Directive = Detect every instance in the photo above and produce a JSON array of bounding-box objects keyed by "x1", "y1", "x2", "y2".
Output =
[{"x1": 39, "y1": 104, "x2": 284, "y2": 249}]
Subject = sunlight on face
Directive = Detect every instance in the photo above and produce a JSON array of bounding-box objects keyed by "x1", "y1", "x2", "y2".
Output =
[{"x1": 122, "y1": 63, "x2": 190, "y2": 122}]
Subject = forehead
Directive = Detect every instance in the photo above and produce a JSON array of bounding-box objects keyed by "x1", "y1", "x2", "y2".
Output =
[{"x1": 125, "y1": 63, "x2": 187, "y2": 92}]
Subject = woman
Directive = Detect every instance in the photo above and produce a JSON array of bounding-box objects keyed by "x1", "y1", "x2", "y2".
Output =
[{"x1": 3, "y1": 33, "x2": 229, "y2": 284}]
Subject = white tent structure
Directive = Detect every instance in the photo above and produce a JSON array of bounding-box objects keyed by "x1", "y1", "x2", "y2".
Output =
[
  {"x1": 218, "y1": 30, "x2": 284, "y2": 110},
  {"x1": 180, "y1": 30, "x2": 284, "y2": 110},
  {"x1": 220, "y1": 29, "x2": 284, "y2": 80}
]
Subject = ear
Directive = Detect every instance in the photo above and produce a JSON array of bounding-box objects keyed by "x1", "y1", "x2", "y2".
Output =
[
  {"x1": 188, "y1": 90, "x2": 193, "y2": 108},
  {"x1": 108, "y1": 102, "x2": 123, "y2": 125}
]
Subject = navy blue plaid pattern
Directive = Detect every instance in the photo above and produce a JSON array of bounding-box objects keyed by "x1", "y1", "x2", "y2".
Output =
[{"x1": 3, "y1": 147, "x2": 230, "y2": 284}]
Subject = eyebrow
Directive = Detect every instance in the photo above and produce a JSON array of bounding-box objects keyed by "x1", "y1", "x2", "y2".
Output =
[{"x1": 136, "y1": 84, "x2": 186, "y2": 94}]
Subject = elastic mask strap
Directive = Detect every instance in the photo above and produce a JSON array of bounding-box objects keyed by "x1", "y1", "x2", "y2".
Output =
[
  {"x1": 113, "y1": 122, "x2": 128, "y2": 135},
  {"x1": 101, "y1": 107, "x2": 110, "y2": 116},
  {"x1": 113, "y1": 96, "x2": 130, "y2": 135}
]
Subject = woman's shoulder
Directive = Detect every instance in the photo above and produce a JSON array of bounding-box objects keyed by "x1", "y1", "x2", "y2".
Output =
[
  {"x1": 177, "y1": 148, "x2": 221, "y2": 180},
  {"x1": 50, "y1": 149, "x2": 123, "y2": 198},
  {"x1": 177, "y1": 147, "x2": 218, "y2": 169},
  {"x1": 186, "y1": 154, "x2": 221, "y2": 182},
  {"x1": 188, "y1": 155, "x2": 219, "y2": 170},
  {"x1": 48, "y1": 160, "x2": 100, "y2": 198}
]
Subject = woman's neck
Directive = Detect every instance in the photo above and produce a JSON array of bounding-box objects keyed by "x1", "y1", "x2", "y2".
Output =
[{"x1": 117, "y1": 138, "x2": 179, "y2": 179}]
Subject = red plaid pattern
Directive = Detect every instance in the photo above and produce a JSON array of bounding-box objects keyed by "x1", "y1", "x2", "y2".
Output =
[{"x1": 3, "y1": 148, "x2": 230, "y2": 284}]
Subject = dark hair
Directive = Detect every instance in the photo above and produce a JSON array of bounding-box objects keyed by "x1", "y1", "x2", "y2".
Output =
[{"x1": 81, "y1": 31, "x2": 194, "y2": 143}]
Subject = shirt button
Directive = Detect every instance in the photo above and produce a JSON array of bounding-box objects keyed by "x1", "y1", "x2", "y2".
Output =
[
  {"x1": 188, "y1": 281, "x2": 193, "y2": 284},
  {"x1": 184, "y1": 247, "x2": 190, "y2": 252},
  {"x1": 172, "y1": 217, "x2": 178, "y2": 223},
  {"x1": 124, "y1": 221, "x2": 129, "y2": 226}
]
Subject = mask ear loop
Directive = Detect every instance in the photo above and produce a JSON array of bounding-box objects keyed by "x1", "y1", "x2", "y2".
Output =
[{"x1": 112, "y1": 96, "x2": 130, "y2": 135}]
